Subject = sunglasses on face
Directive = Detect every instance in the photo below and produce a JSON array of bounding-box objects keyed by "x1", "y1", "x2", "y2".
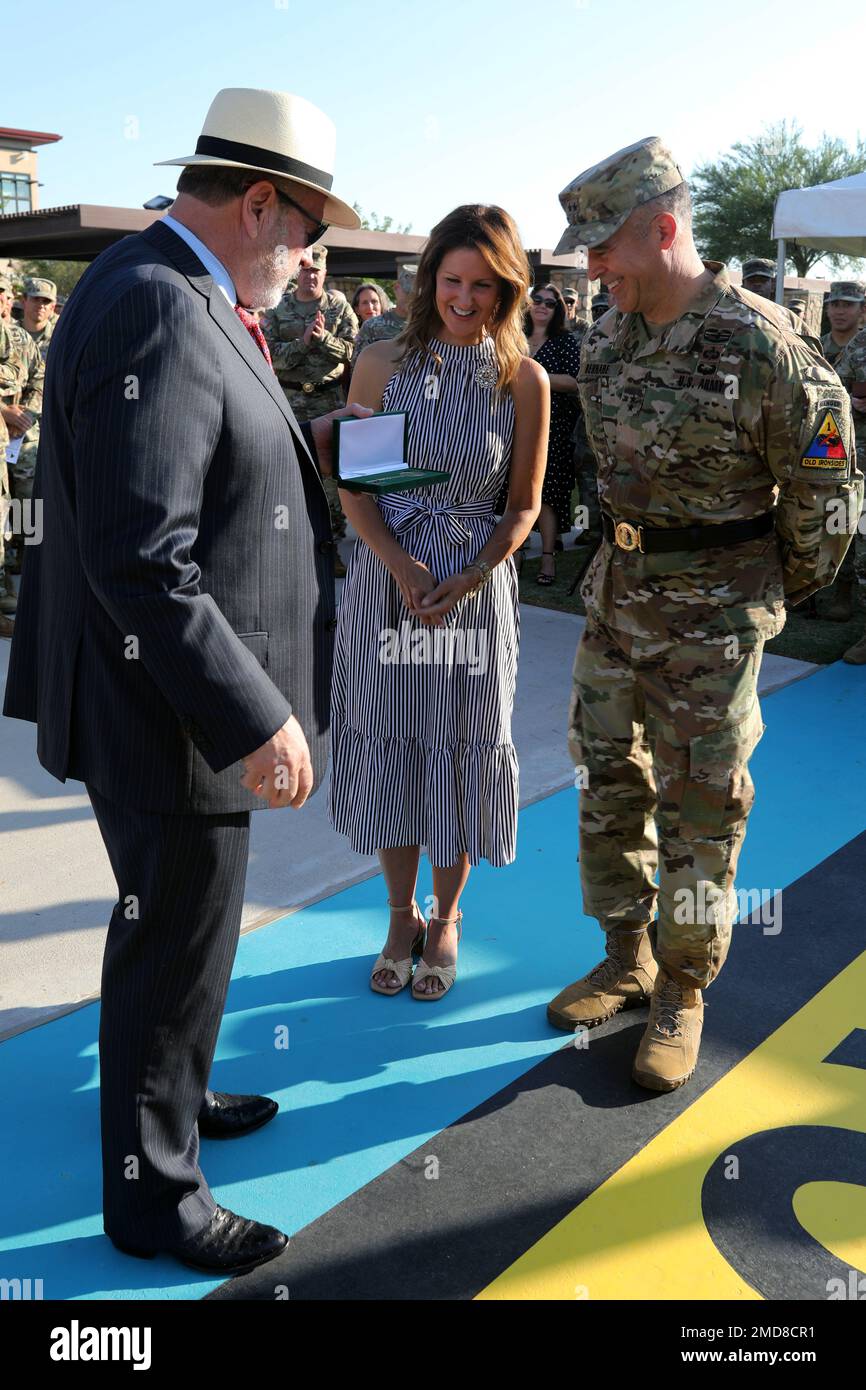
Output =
[
  {"x1": 272, "y1": 187, "x2": 330, "y2": 248},
  {"x1": 531, "y1": 295, "x2": 557, "y2": 308}
]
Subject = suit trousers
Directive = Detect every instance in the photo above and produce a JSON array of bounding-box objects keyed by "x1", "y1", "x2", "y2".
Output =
[
  {"x1": 567, "y1": 618, "x2": 765, "y2": 990},
  {"x1": 86, "y1": 784, "x2": 250, "y2": 1247}
]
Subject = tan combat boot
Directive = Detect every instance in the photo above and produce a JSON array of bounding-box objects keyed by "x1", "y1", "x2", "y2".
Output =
[
  {"x1": 0, "y1": 612, "x2": 14, "y2": 638},
  {"x1": 632, "y1": 967, "x2": 704, "y2": 1092},
  {"x1": 548, "y1": 927, "x2": 657, "y2": 1032},
  {"x1": 843, "y1": 627, "x2": 866, "y2": 664}
]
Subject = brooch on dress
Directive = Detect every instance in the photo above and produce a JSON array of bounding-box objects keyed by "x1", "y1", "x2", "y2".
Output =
[{"x1": 474, "y1": 359, "x2": 497, "y2": 390}]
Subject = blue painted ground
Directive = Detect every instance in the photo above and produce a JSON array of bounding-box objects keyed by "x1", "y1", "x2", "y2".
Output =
[{"x1": 1, "y1": 662, "x2": 864, "y2": 1300}]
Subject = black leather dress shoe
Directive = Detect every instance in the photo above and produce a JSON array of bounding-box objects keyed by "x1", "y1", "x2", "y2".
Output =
[
  {"x1": 112, "y1": 1205, "x2": 288, "y2": 1275},
  {"x1": 197, "y1": 1091, "x2": 278, "y2": 1139}
]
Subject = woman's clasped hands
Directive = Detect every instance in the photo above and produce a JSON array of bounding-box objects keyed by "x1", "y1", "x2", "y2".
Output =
[{"x1": 392, "y1": 554, "x2": 474, "y2": 626}]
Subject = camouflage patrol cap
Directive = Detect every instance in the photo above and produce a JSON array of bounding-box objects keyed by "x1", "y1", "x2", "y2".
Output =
[
  {"x1": 741, "y1": 258, "x2": 776, "y2": 282},
  {"x1": 827, "y1": 280, "x2": 866, "y2": 302},
  {"x1": 24, "y1": 276, "x2": 57, "y2": 300},
  {"x1": 591, "y1": 290, "x2": 610, "y2": 308},
  {"x1": 562, "y1": 285, "x2": 579, "y2": 303},
  {"x1": 554, "y1": 136, "x2": 685, "y2": 255},
  {"x1": 307, "y1": 244, "x2": 327, "y2": 269},
  {"x1": 397, "y1": 262, "x2": 418, "y2": 293}
]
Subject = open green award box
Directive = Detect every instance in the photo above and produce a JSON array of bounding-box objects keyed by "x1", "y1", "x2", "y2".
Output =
[{"x1": 331, "y1": 410, "x2": 450, "y2": 495}]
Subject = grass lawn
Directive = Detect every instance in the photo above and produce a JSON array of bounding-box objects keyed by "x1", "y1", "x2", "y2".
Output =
[{"x1": 518, "y1": 542, "x2": 863, "y2": 665}]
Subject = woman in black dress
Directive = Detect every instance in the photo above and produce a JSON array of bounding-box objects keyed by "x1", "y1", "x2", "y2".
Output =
[{"x1": 525, "y1": 284, "x2": 582, "y2": 584}]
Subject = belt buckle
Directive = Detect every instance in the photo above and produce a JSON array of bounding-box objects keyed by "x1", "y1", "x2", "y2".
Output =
[
  {"x1": 614, "y1": 521, "x2": 644, "y2": 553},
  {"x1": 302, "y1": 382, "x2": 315, "y2": 394}
]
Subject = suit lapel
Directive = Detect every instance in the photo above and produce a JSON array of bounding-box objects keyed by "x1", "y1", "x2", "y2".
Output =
[
  {"x1": 206, "y1": 289, "x2": 315, "y2": 464},
  {"x1": 141, "y1": 220, "x2": 315, "y2": 467}
]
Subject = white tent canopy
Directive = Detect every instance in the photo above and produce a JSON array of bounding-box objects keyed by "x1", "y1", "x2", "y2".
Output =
[{"x1": 771, "y1": 169, "x2": 866, "y2": 301}]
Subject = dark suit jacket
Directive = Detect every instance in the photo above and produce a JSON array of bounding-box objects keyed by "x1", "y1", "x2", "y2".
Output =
[{"x1": 3, "y1": 220, "x2": 336, "y2": 814}]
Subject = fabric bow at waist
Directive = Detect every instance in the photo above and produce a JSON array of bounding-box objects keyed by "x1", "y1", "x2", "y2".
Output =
[{"x1": 379, "y1": 494, "x2": 497, "y2": 547}]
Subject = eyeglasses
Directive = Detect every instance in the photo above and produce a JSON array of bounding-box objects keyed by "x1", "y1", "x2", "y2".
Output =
[
  {"x1": 531, "y1": 295, "x2": 558, "y2": 308},
  {"x1": 272, "y1": 187, "x2": 330, "y2": 248}
]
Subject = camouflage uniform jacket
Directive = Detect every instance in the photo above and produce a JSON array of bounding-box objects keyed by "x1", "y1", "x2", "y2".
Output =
[
  {"x1": 0, "y1": 322, "x2": 13, "y2": 562},
  {"x1": 354, "y1": 308, "x2": 407, "y2": 356},
  {"x1": 834, "y1": 325, "x2": 866, "y2": 460},
  {"x1": 27, "y1": 315, "x2": 56, "y2": 363},
  {"x1": 821, "y1": 331, "x2": 849, "y2": 368},
  {"x1": 578, "y1": 262, "x2": 862, "y2": 643},
  {"x1": 3, "y1": 319, "x2": 44, "y2": 414},
  {"x1": 0, "y1": 320, "x2": 17, "y2": 436},
  {"x1": 263, "y1": 290, "x2": 358, "y2": 389}
]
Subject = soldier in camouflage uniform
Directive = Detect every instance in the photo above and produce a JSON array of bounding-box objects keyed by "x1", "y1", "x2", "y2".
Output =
[
  {"x1": 547, "y1": 137, "x2": 862, "y2": 1092},
  {"x1": 263, "y1": 245, "x2": 357, "y2": 566},
  {"x1": 821, "y1": 280, "x2": 865, "y2": 368},
  {"x1": 740, "y1": 257, "x2": 776, "y2": 300},
  {"x1": 590, "y1": 288, "x2": 610, "y2": 323},
  {"x1": 352, "y1": 262, "x2": 417, "y2": 356},
  {"x1": 833, "y1": 325, "x2": 866, "y2": 658},
  {"x1": 819, "y1": 283, "x2": 866, "y2": 621},
  {"x1": 741, "y1": 257, "x2": 814, "y2": 335},
  {"x1": 0, "y1": 274, "x2": 45, "y2": 600},
  {"x1": 21, "y1": 276, "x2": 57, "y2": 362},
  {"x1": 561, "y1": 285, "x2": 581, "y2": 334},
  {"x1": 0, "y1": 319, "x2": 16, "y2": 636}
]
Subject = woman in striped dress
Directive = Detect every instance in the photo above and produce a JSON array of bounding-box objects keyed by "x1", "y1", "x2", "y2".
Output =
[{"x1": 328, "y1": 205, "x2": 549, "y2": 999}]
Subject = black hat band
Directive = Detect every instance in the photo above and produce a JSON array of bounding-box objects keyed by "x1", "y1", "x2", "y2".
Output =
[{"x1": 194, "y1": 135, "x2": 334, "y2": 191}]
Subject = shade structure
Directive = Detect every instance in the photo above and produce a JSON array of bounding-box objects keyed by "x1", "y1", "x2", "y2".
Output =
[{"x1": 772, "y1": 170, "x2": 866, "y2": 257}]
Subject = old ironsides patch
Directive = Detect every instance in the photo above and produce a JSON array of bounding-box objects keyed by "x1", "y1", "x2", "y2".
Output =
[{"x1": 802, "y1": 408, "x2": 848, "y2": 469}]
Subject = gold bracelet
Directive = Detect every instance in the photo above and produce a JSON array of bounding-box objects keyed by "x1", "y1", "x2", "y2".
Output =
[{"x1": 461, "y1": 560, "x2": 493, "y2": 593}]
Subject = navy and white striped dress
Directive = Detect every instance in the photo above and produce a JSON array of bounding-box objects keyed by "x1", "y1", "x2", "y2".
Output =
[{"x1": 327, "y1": 335, "x2": 519, "y2": 868}]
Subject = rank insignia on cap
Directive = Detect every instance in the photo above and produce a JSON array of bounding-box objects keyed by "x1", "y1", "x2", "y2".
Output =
[{"x1": 802, "y1": 409, "x2": 848, "y2": 467}]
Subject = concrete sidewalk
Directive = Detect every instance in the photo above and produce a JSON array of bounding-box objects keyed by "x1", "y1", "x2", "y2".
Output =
[{"x1": 0, "y1": 567, "x2": 819, "y2": 1042}]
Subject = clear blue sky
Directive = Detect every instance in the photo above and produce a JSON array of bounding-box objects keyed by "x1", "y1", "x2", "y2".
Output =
[{"x1": 8, "y1": 0, "x2": 866, "y2": 261}]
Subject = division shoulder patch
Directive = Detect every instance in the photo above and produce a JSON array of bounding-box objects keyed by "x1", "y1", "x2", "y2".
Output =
[{"x1": 802, "y1": 409, "x2": 848, "y2": 469}]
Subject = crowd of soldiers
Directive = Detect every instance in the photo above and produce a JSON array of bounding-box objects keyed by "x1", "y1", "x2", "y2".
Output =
[
  {"x1": 2, "y1": 249, "x2": 865, "y2": 661},
  {"x1": 261, "y1": 249, "x2": 418, "y2": 575},
  {"x1": 1, "y1": 275, "x2": 61, "y2": 637}
]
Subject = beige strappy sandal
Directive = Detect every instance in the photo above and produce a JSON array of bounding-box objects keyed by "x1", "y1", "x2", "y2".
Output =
[
  {"x1": 412, "y1": 911, "x2": 463, "y2": 1001},
  {"x1": 369, "y1": 899, "x2": 428, "y2": 996}
]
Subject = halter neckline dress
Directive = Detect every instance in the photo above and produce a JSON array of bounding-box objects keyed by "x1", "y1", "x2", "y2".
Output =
[{"x1": 327, "y1": 335, "x2": 520, "y2": 868}]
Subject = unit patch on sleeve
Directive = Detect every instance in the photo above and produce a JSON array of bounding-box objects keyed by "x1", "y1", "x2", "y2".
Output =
[{"x1": 802, "y1": 409, "x2": 849, "y2": 469}]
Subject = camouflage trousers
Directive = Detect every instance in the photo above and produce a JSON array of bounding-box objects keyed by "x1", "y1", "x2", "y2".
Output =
[
  {"x1": 834, "y1": 514, "x2": 866, "y2": 592},
  {"x1": 282, "y1": 383, "x2": 346, "y2": 540},
  {"x1": 4, "y1": 433, "x2": 37, "y2": 572},
  {"x1": 0, "y1": 454, "x2": 9, "y2": 572},
  {"x1": 568, "y1": 617, "x2": 766, "y2": 990}
]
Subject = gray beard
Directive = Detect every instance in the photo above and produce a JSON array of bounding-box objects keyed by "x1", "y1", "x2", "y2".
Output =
[{"x1": 248, "y1": 236, "x2": 300, "y2": 310}]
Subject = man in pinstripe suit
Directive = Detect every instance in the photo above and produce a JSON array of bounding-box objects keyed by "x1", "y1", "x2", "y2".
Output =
[{"x1": 3, "y1": 90, "x2": 366, "y2": 1275}]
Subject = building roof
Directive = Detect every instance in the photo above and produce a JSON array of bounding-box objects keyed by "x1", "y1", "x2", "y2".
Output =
[
  {"x1": 0, "y1": 204, "x2": 587, "y2": 277},
  {"x1": 0, "y1": 127, "x2": 62, "y2": 148}
]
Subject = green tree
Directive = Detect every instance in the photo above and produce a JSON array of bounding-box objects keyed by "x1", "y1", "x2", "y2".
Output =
[
  {"x1": 691, "y1": 123, "x2": 866, "y2": 277},
  {"x1": 352, "y1": 202, "x2": 413, "y2": 235},
  {"x1": 18, "y1": 258, "x2": 86, "y2": 299}
]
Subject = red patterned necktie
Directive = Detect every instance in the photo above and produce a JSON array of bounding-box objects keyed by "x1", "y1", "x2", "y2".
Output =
[{"x1": 234, "y1": 303, "x2": 273, "y2": 370}]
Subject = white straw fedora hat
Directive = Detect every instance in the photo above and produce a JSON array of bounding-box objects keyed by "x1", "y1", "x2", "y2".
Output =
[{"x1": 156, "y1": 88, "x2": 360, "y2": 230}]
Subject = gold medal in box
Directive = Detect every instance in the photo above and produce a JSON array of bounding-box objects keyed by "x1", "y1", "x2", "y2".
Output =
[{"x1": 332, "y1": 410, "x2": 450, "y2": 495}]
